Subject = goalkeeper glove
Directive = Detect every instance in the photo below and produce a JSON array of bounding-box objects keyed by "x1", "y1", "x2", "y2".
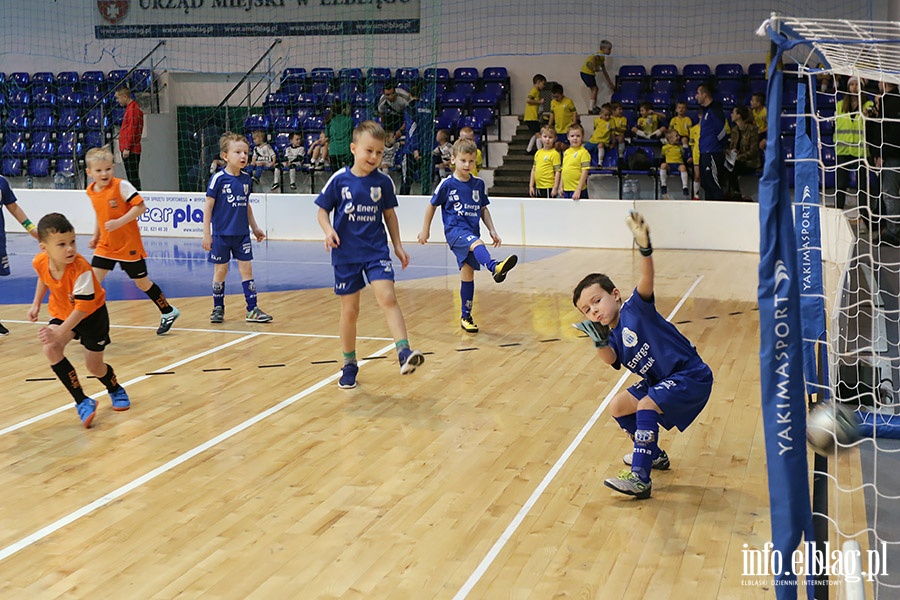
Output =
[
  {"x1": 625, "y1": 210, "x2": 653, "y2": 256},
  {"x1": 573, "y1": 320, "x2": 610, "y2": 349}
]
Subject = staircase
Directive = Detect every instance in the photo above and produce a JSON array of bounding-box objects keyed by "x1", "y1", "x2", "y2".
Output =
[{"x1": 489, "y1": 121, "x2": 536, "y2": 198}]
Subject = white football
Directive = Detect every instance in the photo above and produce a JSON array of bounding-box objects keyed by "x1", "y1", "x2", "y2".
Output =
[{"x1": 806, "y1": 403, "x2": 861, "y2": 455}]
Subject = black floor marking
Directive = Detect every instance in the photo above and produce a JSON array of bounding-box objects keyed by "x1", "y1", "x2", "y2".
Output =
[
  {"x1": 675, "y1": 320, "x2": 692, "y2": 325},
  {"x1": 310, "y1": 359, "x2": 338, "y2": 365},
  {"x1": 729, "y1": 311, "x2": 743, "y2": 316},
  {"x1": 499, "y1": 342, "x2": 521, "y2": 347},
  {"x1": 422, "y1": 351, "x2": 435, "y2": 356},
  {"x1": 703, "y1": 315, "x2": 719, "y2": 320},
  {"x1": 25, "y1": 377, "x2": 56, "y2": 382},
  {"x1": 258, "y1": 364, "x2": 285, "y2": 369},
  {"x1": 202, "y1": 368, "x2": 232, "y2": 372},
  {"x1": 146, "y1": 371, "x2": 175, "y2": 376},
  {"x1": 361, "y1": 356, "x2": 387, "y2": 361},
  {"x1": 456, "y1": 347, "x2": 479, "y2": 352},
  {"x1": 539, "y1": 338, "x2": 560, "y2": 343}
]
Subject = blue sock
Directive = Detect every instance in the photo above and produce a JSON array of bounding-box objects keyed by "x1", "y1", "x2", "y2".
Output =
[
  {"x1": 242, "y1": 279, "x2": 258, "y2": 311},
  {"x1": 632, "y1": 409, "x2": 660, "y2": 483},
  {"x1": 460, "y1": 280, "x2": 474, "y2": 317},
  {"x1": 212, "y1": 281, "x2": 225, "y2": 308},
  {"x1": 613, "y1": 414, "x2": 637, "y2": 440},
  {"x1": 472, "y1": 244, "x2": 496, "y2": 272}
]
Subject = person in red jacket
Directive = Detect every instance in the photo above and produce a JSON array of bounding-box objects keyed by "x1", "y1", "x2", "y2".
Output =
[{"x1": 116, "y1": 86, "x2": 144, "y2": 190}]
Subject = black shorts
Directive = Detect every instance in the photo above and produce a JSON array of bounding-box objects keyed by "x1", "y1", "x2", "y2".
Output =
[
  {"x1": 526, "y1": 120, "x2": 541, "y2": 135},
  {"x1": 92, "y1": 255, "x2": 148, "y2": 279},
  {"x1": 50, "y1": 304, "x2": 111, "y2": 352},
  {"x1": 534, "y1": 188, "x2": 554, "y2": 198}
]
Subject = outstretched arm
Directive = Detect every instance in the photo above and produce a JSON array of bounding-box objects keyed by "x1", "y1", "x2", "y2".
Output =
[{"x1": 626, "y1": 211, "x2": 654, "y2": 300}]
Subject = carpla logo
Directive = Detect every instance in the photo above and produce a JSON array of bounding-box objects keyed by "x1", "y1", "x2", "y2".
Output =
[{"x1": 139, "y1": 202, "x2": 205, "y2": 230}]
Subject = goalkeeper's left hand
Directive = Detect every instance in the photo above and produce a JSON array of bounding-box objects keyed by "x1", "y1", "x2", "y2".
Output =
[
  {"x1": 625, "y1": 210, "x2": 653, "y2": 256},
  {"x1": 573, "y1": 320, "x2": 610, "y2": 348}
]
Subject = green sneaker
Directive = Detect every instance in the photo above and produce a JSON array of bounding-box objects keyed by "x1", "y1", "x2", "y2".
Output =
[{"x1": 604, "y1": 469, "x2": 652, "y2": 499}]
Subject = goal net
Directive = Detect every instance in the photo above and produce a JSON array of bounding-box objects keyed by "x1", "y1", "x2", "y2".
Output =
[{"x1": 758, "y1": 15, "x2": 900, "y2": 600}]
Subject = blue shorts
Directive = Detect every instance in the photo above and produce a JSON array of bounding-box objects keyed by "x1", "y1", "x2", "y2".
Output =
[
  {"x1": 0, "y1": 233, "x2": 8, "y2": 276},
  {"x1": 580, "y1": 72, "x2": 598, "y2": 89},
  {"x1": 556, "y1": 133, "x2": 569, "y2": 145},
  {"x1": 560, "y1": 190, "x2": 588, "y2": 199},
  {"x1": 446, "y1": 229, "x2": 481, "y2": 270},
  {"x1": 333, "y1": 259, "x2": 395, "y2": 295},
  {"x1": 208, "y1": 234, "x2": 252, "y2": 264},
  {"x1": 627, "y1": 362, "x2": 713, "y2": 432}
]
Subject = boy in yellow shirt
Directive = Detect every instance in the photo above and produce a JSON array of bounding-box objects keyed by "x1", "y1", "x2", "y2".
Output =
[
  {"x1": 549, "y1": 83, "x2": 579, "y2": 150},
  {"x1": 560, "y1": 124, "x2": 592, "y2": 200},
  {"x1": 659, "y1": 129, "x2": 690, "y2": 198},
  {"x1": 580, "y1": 40, "x2": 614, "y2": 114},
  {"x1": 750, "y1": 93, "x2": 768, "y2": 151},
  {"x1": 688, "y1": 122, "x2": 701, "y2": 199},
  {"x1": 524, "y1": 74, "x2": 547, "y2": 154},
  {"x1": 609, "y1": 101, "x2": 628, "y2": 157},
  {"x1": 668, "y1": 101, "x2": 693, "y2": 149},
  {"x1": 631, "y1": 102, "x2": 667, "y2": 140},
  {"x1": 585, "y1": 104, "x2": 612, "y2": 165},
  {"x1": 530, "y1": 126, "x2": 562, "y2": 198}
]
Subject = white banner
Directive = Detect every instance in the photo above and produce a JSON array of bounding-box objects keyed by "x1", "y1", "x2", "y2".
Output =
[
  {"x1": 95, "y1": 0, "x2": 420, "y2": 38},
  {"x1": 137, "y1": 191, "x2": 267, "y2": 238}
]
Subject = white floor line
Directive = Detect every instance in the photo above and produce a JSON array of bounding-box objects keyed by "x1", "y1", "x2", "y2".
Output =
[
  {"x1": 453, "y1": 275, "x2": 704, "y2": 599},
  {"x1": 1, "y1": 320, "x2": 392, "y2": 340},
  {"x1": 0, "y1": 341, "x2": 398, "y2": 563},
  {"x1": 0, "y1": 333, "x2": 261, "y2": 438}
]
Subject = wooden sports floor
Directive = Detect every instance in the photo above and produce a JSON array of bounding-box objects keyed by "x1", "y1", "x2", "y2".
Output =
[{"x1": 0, "y1": 246, "x2": 870, "y2": 598}]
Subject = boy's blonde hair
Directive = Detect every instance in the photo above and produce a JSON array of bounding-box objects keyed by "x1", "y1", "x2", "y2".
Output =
[
  {"x1": 452, "y1": 138, "x2": 478, "y2": 157},
  {"x1": 85, "y1": 146, "x2": 114, "y2": 167},
  {"x1": 219, "y1": 132, "x2": 248, "y2": 154},
  {"x1": 567, "y1": 123, "x2": 584, "y2": 134},
  {"x1": 458, "y1": 126, "x2": 475, "y2": 139},
  {"x1": 539, "y1": 125, "x2": 555, "y2": 136},
  {"x1": 353, "y1": 120, "x2": 386, "y2": 143},
  {"x1": 599, "y1": 40, "x2": 612, "y2": 52}
]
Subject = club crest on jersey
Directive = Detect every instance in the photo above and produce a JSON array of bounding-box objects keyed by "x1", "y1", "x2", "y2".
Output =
[
  {"x1": 98, "y1": 0, "x2": 129, "y2": 24},
  {"x1": 622, "y1": 327, "x2": 639, "y2": 348},
  {"x1": 472, "y1": 189, "x2": 480, "y2": 202},
  {"x1": 370, "y1": 187, "x2": 382, "y2": 203},
  {"x1": 109, "y1": 199, "x2": 118, "y2": 209}
]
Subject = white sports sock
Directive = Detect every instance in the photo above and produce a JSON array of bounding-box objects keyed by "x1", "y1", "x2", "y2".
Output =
[
  {"x1": 680, "y1": 170, "x2": 689, "y2": 189},
  {"x1": 659, "y1": 169, "x2": 668, "y2": 187},
  {"x1": 526, "y1": 135, "x2": 537, "y2": 152}
]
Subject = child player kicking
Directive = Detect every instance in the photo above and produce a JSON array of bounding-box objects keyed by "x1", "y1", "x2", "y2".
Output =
[{"x1": 571, "y1": 211, "x2": 713, "y2": 499}]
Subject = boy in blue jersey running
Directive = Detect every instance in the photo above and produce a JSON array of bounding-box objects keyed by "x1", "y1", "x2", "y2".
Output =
[
  {"x1": 572, "y1": 211, "x2": 713, "y2": 499},
  {"x1": 202, "y1": 132, "x2": 273, "y2": 324},
  {"x1": 417, "y1": 138, "x2": 518, "y2": 333},
  {"x1": 315, "y1": 120, "x2": 425, "y2": 389}
]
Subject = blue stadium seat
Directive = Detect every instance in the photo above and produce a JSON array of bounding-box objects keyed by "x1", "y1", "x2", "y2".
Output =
[
  {"x1": 651, "y1": 80, "x2": 675, "y2": 96},
  {"x1": 81, "y1": 70, "x2": 106, "y2": 89},
  {"x1": 111, "y1": 105, "x2": 126, "y2": 125},
  {"x1": 453, "y1": 67, "x2": 478, "y2": 83},
  {"x1": 272, "y1": 115, "x2": 300, "y2": 133},
  {"x1": 682, "y1": 64, "x2": 711, "y2": 80},
  {"x1": 470, "y1": 106, "x2": 495, "y2": 127},
  {"x1": 263, "y1": 93, "x2": 290, "y2": 118},
  {"x1": 1, "y1": 159, "x2": 22, "y2": 177},
  {"x1": 30, "y1": 158, "x2": 53, "y2": 179},
  {"x1": 57, "y1": 130, "x2": 78, "y2": 147},
  {"x1": 715, "y1": 63, "x2": 744, "y2": 80},
  {"x1": 2, "y1": 140, "x2": 26, "y2": 159},
  {"x1": 748, "y1": 63, "x2": 767, "y2": 80},
  {"x1": 396, "y1": 68, "x2": 419, "y2": 86},
  {"x1": 83, "y1": 108, "x2": 110, "y2": 131},
  {"x1": 718, "y1": 91, "x2": 739, "y2": 108},
  {"x1": 749, "y1": 79, "x2": 767, "y2": 96},
  {"x1": 612, "y1": 91, "x2": 639, "y2": 110},
  {"x1": 131, "y1": 69, "x2": 152, "y2": 93},
  {"x1": 650, "y1": 92, "x2": 672, "y2": 111},
  {"x1": 244, "y1": 113, "x2": 270, "y2": 133},
  {"x1": 481, "y1": 81, "x2": 506, "y2": 100},
  {"x1": 366, "y1": 67, "x2": 391, "y2": 84},
  {"x1": 8, "y1": 72, "x2": 30, "y2": 89},
  {"x1": 452, "y1": 82, "x2": 476, "y2": 97},
  {"x1": 350, "y1": 91, "x2": 369, "y2": 109},
  {"x1": 310, "y1": 67, "x2": 334, "y2": 83},
  {"x1": 621, "y1": 145, "x2": 658, "y2": 176},
  {"x1": 338, "y1": 68, "x2": 363, "y2": 83},
  {"x1": 351, "y1": 108, "x2": 371, "y2": 126},
  {"x1": 31, "y1": 131, "x2": 53, "y2": 144},
  {"x1": 337, "y1": 80, "x2": 358, "y2": 102},
  {"x1": 683, "y1": 80, "x2": 703, "y2": 99},
  {"x1": 482, "y1": 67, "x2": 509, "y2": 83},
  {"x1": 456, "y1": 115, "x2": 486, "y2": 136},
  {"x1": 33, "y1": 91, "x2": 57, "y2": 108},
  {"x1": 56, "y1": 158, "x2": 76, "y2": 175},
  {"x1": 319, "y1": 93, "x2": 338, "y2": 110},
  {"x1": 302, "y1": 115, "x2": 325, "y2": 132},
  {"x1": 650, "y1": 64, "x2": 678, "y2": 81},
  {"x1": 7, "y1": 89, "x2": 30, "y2": 109},
  {"x1": 5, "y1": 109, "x2": 29, "y2": 133},
  {"x1": 471, "y1": 90, "x2": 500, "y2": 110},
  {"x1": 32, "y1": 108, "x2": 56, "y2": 133},
  {"x1": 617, "y1": 80, "x2": 643, "y2": 96},
  {"x1": 57, "y1": 108, "x2": 81, "y2": 133},
  {"x1": 618, "y1": 65, "x2": 647, "y2": 81},
  {"x1": 418, "y1": 86, "x2": 444, "y2": 107},
  {"x1": 440, "y1": 90, "x2": 468, "y2": 109},
  {"x1": 272, "y1": 132, "x2": 291, "y2": 155},
  {"x1": 310, "y1": 81, "x2": 332, "y2": 96},
  {"x1": 57, "y1": 139, "x2": 84, "y2": 159},
  {"x1": 33, "y1": 72, "x2": 56, "y2": 88},
  {"x1": 108, "y1": 69, "x2": 130, "y2": 89},
  {"x1": 294, "y1": 93, "x2": 319, "y2": 109},
  {"x1": 83, "y1": 132, "x2": 105, "y2": 151},
  {"x1": 434, "y1": 107, "x2": 463, "y2": 130},
  {"x1": 423, "y1": 68, "x2": 450, "y2": 83},
  {"x1": 281, "y1": 68, "x2": 307, "y2": 85}
]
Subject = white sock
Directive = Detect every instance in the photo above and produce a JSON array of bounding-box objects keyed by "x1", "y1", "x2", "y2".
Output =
[
  {"x1": 289, "y1": 170, "x2": 296, "y2": 185},
  {"x1": 526, "y1": 135, "x2": 537, "y2": 152},
  {"x1": 680, "y1": 170, "x2": 689, "y2": 189},
  {"x1": 598, "y1": 147, "x2": 605, "y2": 163},
  {"x1": 273, "y1": 169, "x2": 281, "y2": 185},
  {"x1": 618, "y1": 142, "x2": 625, "y2": 157},
  {"x1": 660, "y1": 169, "x2": 668, "y2": 187}
]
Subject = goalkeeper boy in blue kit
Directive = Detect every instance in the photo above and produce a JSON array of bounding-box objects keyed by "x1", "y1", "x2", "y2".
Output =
[{"x1": 572, "y1": 211, "x2": 713, "y2": 499}]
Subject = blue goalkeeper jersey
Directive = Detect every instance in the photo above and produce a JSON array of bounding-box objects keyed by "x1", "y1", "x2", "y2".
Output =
[
  {"x1": 609, "y1": 288, "x2": 707, "y2": 384},
  {"x1": 206, "y1": 169, "x2": 253, "y2": 236}
]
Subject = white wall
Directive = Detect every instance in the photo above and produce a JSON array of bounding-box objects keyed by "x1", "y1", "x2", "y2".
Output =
[{"x1": 5, "y1": 188, "x2": 850, "y2": 261}]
